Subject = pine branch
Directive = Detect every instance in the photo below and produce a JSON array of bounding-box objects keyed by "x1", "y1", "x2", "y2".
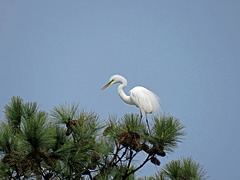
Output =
[
  {"x1": 14, "y1": 165, "x2": 21, "y2": 180},
  {"x1": 112, "y1": 146, "x2": 128, "y2": 167},
  {"x1": 109, "y1": 142, "x2": 121, "y2": 166},
  {"x1": 123, "y1": 154, "x2": 151, "y2": 179},
  {"x1": 126, "y1": 150, "x2": 133, "y2": 169}
]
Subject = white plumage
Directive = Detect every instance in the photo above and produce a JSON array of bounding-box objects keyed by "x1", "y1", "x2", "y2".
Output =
[
  {"x1": 102, "y1": 75, "x2": 161, "y2": 130},
  {"x1": 130, "y1": 86, "x2": 160, "y2": 114}
]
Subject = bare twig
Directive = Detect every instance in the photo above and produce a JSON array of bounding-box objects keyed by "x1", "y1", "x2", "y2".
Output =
[
  {"x1": 109, "y1": 143, "x2": 121, "y2": 166},
  {"x1": 14, "y1": 165, "x2": 21, "y2": 180},
  {"x1": 126, "y1": 150, "x2": 133, "y2": 169},
  {"x1": 88, "y1": 172, "x2": 93, "y2": 180},
  {"x1": 113, "y1": 146, "x2": 128, "y2": 166},
  {"x1": 122, "y1": 154, "x2": 151, "y2": 179}
]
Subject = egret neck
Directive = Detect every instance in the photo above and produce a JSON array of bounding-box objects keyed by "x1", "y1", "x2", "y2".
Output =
[{"x1": 117, "y1": 78, "x2": 134, "y2": 105}]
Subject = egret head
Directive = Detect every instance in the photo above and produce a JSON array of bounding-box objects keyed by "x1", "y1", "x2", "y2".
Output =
[{"x1": 101, "y1": 75, "x2": 126, "y2": 90}]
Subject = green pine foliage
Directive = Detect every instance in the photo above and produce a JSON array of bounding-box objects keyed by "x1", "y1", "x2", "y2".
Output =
[
  {"x1": 4, "y1": 96, "x2": 23, "y2": 132},
  {"x1": 148, "y1": 115, "x2": 186, "y2": 153},
  {"x1": 155, "y1": 157, "x2": 208, "y2": 180},
  {"x1": 0, "y1": 96, "x2": 207, "y2": 179},
  {"x1": 20, "y1": 111, "x2": 55, "y2": 152},
  {"x1": 22, "y1": 102, "x2": 39, "y2": 120},
  {"x1": 51, "y1": 103, "x2": 80, "y2": 124},
  {"x1": 0, "y1": 123, "x2": 16, "y2": 153}
]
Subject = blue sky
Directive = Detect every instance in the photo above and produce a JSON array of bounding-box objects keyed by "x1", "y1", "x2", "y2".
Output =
[{"x1": 0, "y1": 1, "x2": 239, "y2": 179}]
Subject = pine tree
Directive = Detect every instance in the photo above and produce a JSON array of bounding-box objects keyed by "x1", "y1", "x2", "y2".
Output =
[{"x1": 0, "y1": 96, "x2": 207, "y2": 179}]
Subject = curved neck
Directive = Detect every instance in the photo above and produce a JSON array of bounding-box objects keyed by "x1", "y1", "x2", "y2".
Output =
[{"x1": 117, "y1": 78, "x2": 133, "y2": 105}]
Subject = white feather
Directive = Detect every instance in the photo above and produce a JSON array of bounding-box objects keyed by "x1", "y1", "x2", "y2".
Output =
[{"x1": 130, "y1": 86, "x2": 161, "y2": 114}]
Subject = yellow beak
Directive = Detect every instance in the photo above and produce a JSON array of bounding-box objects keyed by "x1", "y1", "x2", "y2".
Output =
[{"x1": 101, "y1": 82, "x2": 111, "y2": 90}]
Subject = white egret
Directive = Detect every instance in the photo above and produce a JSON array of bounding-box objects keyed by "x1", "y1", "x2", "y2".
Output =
[{"x1": 101, "y1": 75, "x2": 161, "y2": 131}]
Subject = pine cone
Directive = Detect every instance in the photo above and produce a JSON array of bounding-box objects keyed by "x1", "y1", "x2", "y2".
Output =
[
  {"x1": 150, "y1": 157, "x2": 160, "y2": 166},
  {"x1": 91, "y1": 151, "x2": 101, "y2": 163},
  {"x1": 156, "y1": 148, "x2": 166, "y2": 157},
  {"x1": 131, "y1": 139, "x2": 142, "y2": 152},
  {"x1": 132, "y1": 132, "x2": 141, "y2": 139},
  {"x1": 146, "y1": 147, "x2": 157, "y2": 155},
  {"x1": 118, "y1": 131, "x2": 130, "y2": 147}
]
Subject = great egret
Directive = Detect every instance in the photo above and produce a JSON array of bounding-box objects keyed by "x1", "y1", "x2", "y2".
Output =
[{"x1": 101, "y1": 75, "x2": 161, "y2": 131}]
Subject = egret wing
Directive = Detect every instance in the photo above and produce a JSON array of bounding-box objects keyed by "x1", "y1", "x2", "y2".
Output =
[{"x1": 130, "y1": 86, "x2": 160, "y2": 114}]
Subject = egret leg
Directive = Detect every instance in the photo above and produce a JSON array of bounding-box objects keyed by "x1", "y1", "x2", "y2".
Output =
[
  {"x1": 139, "y1": 109, "x2": 144, "y2": 124},
  {"x1": 146, "y1": 115, "x2": 151, "y2": 134}
]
